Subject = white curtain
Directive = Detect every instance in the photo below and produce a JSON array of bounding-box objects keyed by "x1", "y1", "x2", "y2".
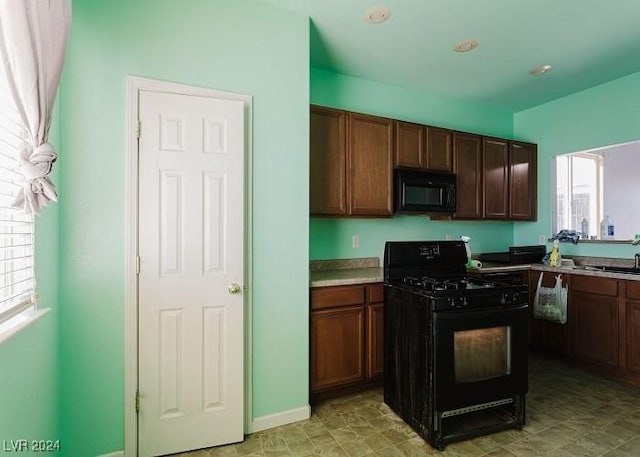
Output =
[{"x1": 0, "y1": 0, "x2": 71, "y2": 215}]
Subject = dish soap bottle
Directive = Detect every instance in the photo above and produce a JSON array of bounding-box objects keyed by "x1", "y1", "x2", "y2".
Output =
[
  {"x1": 549, "y1": 239, "x2": 562, "y2": 267},
  {"x1": 600, "y1": 215, "x2": 614, "y2": 240}
]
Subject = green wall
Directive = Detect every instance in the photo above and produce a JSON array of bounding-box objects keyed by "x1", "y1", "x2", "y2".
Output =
[
  {"x1": 0, "y1": 315, "x2": 58, "y2": 452},
  {"x1": 58, "y1": 1, "x2": 309, "y2": 455},
  {"x1": 310, "y1": 69, "x2": 524, "y2": 260},
  {"x1": 513, "y1": 71, "x2": 640, "y2": 259}
]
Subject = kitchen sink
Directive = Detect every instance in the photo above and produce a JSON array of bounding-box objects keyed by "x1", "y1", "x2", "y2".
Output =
[
  {"x1": 570, "y1": 265, "x2": 640, "y2": 274},
  {"x1": 572, "y1": 265, "x2": 640, "y2": 275},
  {"x1": 570, "y1": 265, "x2": 603, "y2": 271},
  {"x1": 596, "y1": 265, "x2": 640, "y2": 274}
]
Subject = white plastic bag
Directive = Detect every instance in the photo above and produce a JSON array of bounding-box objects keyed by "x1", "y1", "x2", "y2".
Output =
[{"x1": 533, "y1": 273, "x2": 567, "y2": 324}]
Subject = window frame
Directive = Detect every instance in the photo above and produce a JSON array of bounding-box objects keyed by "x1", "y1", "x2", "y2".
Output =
[
  {"x1": 0, "y1": 66, "x2": 40, "y2": 341},
  {"x1": 553, "y1": 151, "x2": 603, "y2": 237}
]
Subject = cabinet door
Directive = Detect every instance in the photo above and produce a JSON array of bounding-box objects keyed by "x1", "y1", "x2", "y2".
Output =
[
  {"x1": 348, "y1": 113, "x2": 394, "y2": 216},
  {"x1": 394, "y1": 121, "x2": 424, "y2": 169},
  {"x1": 483, "y1": 137, "x2": 509, "y2": 219},
  {"x1": 509, "y1": 142, "x2": 537, "y2": 221},
  {"x1": 625, "y1": 281, "x2": 640, "y2": 373},
  {"x1": 453, "y1": 132, "x2": 483, "y2": 219},
  {"x1": 571, "y1": 290, "x2": 619, "y2": 367},
  {"x1": 366, "y1": 302, "x2": 384, "y2": 380},
  {"x1": 310, "y1": 106, "x2": 347, "y2": 215},
  {"x1": 311, "y1": 306, "x2": 365, "y2": 392},
  {"x1": 626, "y1": 299, "x2": 640, "y2": 373},
  {"x1": 426, "y1": 127, "x2": 453, "y2": 172}
]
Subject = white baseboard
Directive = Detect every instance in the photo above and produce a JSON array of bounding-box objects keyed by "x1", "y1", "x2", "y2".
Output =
[
  {"x1": 97, "y1": 452, "x2": 124, "y2": 457},
  {"x1": 250, "y1": 405, "x2": 311, "y2": 433}
]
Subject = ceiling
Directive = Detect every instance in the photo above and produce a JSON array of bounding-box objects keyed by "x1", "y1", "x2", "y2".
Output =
[{"x1": 259, "y1": 0, "x2": 640, "y2": 112}]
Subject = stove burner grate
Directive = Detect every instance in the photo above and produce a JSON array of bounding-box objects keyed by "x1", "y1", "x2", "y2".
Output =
[{"x1": 402, "y1": 275, "x2": 499, "y2": 291}]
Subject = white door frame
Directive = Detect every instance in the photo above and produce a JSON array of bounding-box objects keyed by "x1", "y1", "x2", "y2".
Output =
[{"x1": 124, "y1": 75, "x2": 253, "y2": 457}]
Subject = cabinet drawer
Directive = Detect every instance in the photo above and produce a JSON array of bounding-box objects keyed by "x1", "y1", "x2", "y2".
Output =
[
  {"x1": 367, "y1": 284, "x2": 384, "y2": 303},
  {"x1": 626, "y1": 280, "x2": 640, "y2": 300},
  {"x1": 311, "y1": 285, "x2": 365, "y2": 310},
  {"x1": 571, "y1": 275, "x2": 618, "y2": 296}
]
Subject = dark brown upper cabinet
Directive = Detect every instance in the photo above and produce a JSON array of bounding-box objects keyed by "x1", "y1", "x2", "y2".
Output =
[
  {"x1": 453, "y1": 132, "x2": 483, "y2": 219},
  {"x1": 483, "y1": 137, "x2": 509, "y2": 219},
  {"x1": 394, "y1": 121, "x2": 424, "y2": 169},
  {"x1": 348, "y1": 113, "x2": 393, "y2": 217},
  {"x1": 310, "y1": 106, "x2": 347, "y2": 215},
  {"x1": 394, "y1": 121, "x2": 453, "y2": 173},
  {"x1": 310, "y1": 105, "x2": 393, "y2": 217},
  {"x1": 426, "y1": 127, "x2": 453, "y2": 172},
  {"x1": 482, "y1": 137, "x2": 537, "y2": 221},
  {"x1": 508, "y1": 141, "x2": 537, "y2": 221},
  {"x1": 310, "y1": 105, "x2": 535, "y2": 220}
]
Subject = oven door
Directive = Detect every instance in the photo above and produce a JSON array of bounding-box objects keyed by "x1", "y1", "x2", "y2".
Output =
[{"x1": 433, "y1": 304, "x2": 528, "y2": 412}]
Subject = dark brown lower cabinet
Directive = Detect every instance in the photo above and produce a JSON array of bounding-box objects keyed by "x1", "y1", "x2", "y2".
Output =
[
  {"x1": 311, "y1": 306, "x2": 364, "y2": 392},
  {"x1": 624, "y1": 281, "x2": 640, "y2": 374},
  {"x1": 570, "y1": 275, "x2": 619, "y2": 368},
  {"x1": 530, "y1": 270, "x2": 640, "y2": 386},
  {"x1": 311, "y1": 283, "x2": 384, "y2": 399},
  {"x1": 366, "y1": 302, "x2": 384, "y2": 380}
]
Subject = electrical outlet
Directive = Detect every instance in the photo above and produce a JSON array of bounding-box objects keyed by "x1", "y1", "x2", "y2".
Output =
[
  {"x1": 352, "y1": 234, "x2": 360, "y2": 248},
  {"x1": 445, "y1": 234, "x2": 453, "y2": 241},
  {"x1": 538, "y1": 235, "x2": 546, "y2": 244}
]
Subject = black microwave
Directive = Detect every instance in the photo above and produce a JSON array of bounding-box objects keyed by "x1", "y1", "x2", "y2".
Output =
[{"x1": 394, "y1": 168, "x2": 456, "y2": 214}]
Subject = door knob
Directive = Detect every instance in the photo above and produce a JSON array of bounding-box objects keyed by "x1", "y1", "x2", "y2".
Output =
[{"x1": 228, "y1": 283, "x2": 242, "y2": 295}]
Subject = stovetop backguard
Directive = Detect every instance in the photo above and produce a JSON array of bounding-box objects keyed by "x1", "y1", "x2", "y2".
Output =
[{"x1": 384, "y1": 240, "x2": 468, "y2": 283}]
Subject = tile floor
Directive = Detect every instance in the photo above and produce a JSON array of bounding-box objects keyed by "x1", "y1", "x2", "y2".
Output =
[{"x1": 172, "y1": 354, "x2": 640, "y2": 457}]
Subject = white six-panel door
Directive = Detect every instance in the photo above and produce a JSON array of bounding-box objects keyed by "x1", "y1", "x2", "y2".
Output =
[{"x1": 137, "y1": 89, "x2": 245, "y2": 456}]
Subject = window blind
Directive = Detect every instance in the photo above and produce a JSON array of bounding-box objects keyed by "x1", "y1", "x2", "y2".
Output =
[{"x1": 0, "y1": 70, "x2": 36, "y2": 325}]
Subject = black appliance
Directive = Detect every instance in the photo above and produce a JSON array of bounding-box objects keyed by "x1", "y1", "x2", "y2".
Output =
[
  {"x1": 479, "y1": 245, "x2": 546, "y2": 265},
  {"x1": 394, "y1": 168, "x2": 456, "y2": 214},
  {"x1": 384, "y1": 241, "x2": 528, "y2": 450}
]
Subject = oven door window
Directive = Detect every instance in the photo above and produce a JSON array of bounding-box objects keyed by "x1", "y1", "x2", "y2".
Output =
[
  {"x1": 404, "y1": 184, "x2": 442, "y2": 206},
  {"x1": 453, "y1": 326, "x2": 511, "y2": 383}
]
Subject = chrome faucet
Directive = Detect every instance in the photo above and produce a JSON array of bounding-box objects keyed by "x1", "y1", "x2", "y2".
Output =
[{"x1": 632, "y1": 239, "x2": 640, "y2": 268}]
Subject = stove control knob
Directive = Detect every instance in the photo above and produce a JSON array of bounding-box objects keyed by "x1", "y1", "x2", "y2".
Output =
[
  {"x1": 500, "y1": 293, "x2": 507, "y2": 305},
  {"x1": 462, "y1": 297, "x2": 468, "y2": 307}
]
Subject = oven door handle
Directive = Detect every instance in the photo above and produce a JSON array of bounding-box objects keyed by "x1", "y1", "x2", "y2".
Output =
[{"x1": 435, "y1": 304, "x2": 528, "y2": 320}]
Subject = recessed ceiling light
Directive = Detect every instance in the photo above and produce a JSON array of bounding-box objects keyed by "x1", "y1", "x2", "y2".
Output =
[
  {"x1": 364, "y1": 6, "x2": 391, "y2": 24},
  {"x1": 529, "y1": 65, "x2": 553, "y2": 76},
  {"x1": 453, "y1": 40, "x2": 478, "y2": 53}
]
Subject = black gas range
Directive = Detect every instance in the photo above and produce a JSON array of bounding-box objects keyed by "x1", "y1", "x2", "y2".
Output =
[{"x1": 383, "y1": 241, "x2": 528, "y2": 450}]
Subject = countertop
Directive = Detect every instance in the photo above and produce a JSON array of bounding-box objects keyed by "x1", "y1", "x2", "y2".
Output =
[
  {"x1": 471, "y1": 262, "x2": 640, "y2": 281},
  {"x1": 310, "y1": 257, "x2": 640, "y2": 288},
  {"x1": 310, "y1": 257, "x2": 383, "y2": 288},
  {"x1": 310, "y1": 267, "x2": 384, "y2": 287}
]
